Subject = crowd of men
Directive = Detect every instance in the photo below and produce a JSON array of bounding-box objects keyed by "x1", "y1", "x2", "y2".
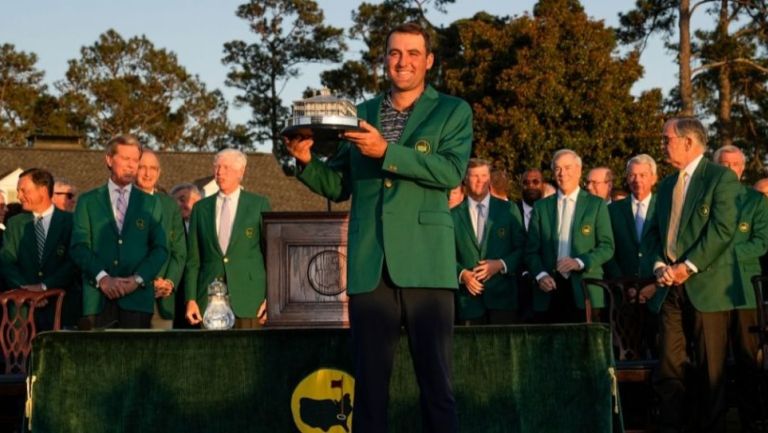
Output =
[{"x1": 1, "y1": 20, "x2": 766, "y2": 433}]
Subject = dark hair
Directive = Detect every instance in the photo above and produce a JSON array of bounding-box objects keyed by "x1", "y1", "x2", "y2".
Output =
[
  {"x1": 106, "y1": 134, "x2": 143, "y2": 157},
  {"x1": 19, "y1": 168, "x2": 55, "y2": 198},
  {"x1": 386, "y1": 22, "x2": 432, "y2": 54}
]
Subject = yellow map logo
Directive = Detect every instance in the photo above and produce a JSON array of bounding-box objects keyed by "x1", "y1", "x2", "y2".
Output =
[{"x1": 291, "y1": 369, "x2": 355, "y2": 433}]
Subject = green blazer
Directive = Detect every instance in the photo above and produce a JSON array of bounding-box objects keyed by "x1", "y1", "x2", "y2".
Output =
[
  {"x1": 70, "y1": 185, "x2": 168, "y2": 315},
  {"x1": 524, "y1": 190, "x2": 615, "y2": 311},
  {"x1": 184, "y1": 191, "x2": 270, "y2": 318},
  {"x1": 298, "y1": 85, "x2": 473, "y2": 294},
  {"x1": 452, "y1": 196, "x2": 525, "y2": 320},
  {"x1": 730, "y1": 186, "x2": 768, "y2": 309},
  {"x1": 650, "y1": 158, "x2": 740, "y2": 313},
  {"x1": 154, "y1": 193, "x2": 187, "y2": 320},
  {"x1": 604, "y1": 194, "x2": 660, "y2": 280},
  {"x1": 0, "y1": 208, "x2": 77, "y2": 290}
]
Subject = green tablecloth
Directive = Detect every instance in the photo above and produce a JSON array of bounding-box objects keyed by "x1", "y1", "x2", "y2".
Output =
[{"x1": 27, "y1": 324, "x2": 618, "y2": 432}]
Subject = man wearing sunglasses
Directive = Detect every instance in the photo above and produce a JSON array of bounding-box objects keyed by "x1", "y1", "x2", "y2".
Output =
[{"x1": 52, "y1": 179, "x2": 77, "y2": 212}]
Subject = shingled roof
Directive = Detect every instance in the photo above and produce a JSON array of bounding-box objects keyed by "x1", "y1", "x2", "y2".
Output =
[{"x1": 0, "y1": 147, "x2": 347, "y2": 212}]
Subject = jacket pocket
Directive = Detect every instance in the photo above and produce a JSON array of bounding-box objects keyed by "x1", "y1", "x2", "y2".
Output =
[{"x1": 418, "y1": 211, "x2": 453, "y2": 227}]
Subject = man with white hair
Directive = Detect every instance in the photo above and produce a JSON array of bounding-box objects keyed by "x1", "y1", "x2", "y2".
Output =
[
  {"x1": 524, "y1": 149, "x2": 614, "y2": 323},
  {"x1": 713, "y1": 144, "x2": 766, "y2": 431},
  {"x1": 651, "y1": 117, "x2": 740, "y2": 432},
  {"x1": 184, "y1": 148, "x2": 271, "y2": 328},
  {"x1": 605, "y1": 154, "x2": 660, "y2": 303}
]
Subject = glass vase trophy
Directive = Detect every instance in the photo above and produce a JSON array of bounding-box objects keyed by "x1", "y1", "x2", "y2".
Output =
[
  {"x1": 281, "y1": 88, "x2": 363, "y2": 155},
  {"x1": 202, "y1": 279, "x2": 235, "y2": 330}
]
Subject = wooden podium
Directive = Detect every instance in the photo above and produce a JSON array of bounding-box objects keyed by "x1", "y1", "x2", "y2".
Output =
[{"x1": 264, "y1": 212, "x2": 349, "y2": 328}]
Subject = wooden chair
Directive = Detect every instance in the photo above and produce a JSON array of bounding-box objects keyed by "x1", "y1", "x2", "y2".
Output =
[
  {"x1": 582, "y1": 277, "x2": 659, "y2": 433},
  {"x1": 0, "y1": 289, "x2": 65, "y2": 433}
]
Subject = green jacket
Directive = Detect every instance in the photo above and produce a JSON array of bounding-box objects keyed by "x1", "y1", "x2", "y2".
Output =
[
  {"x1": 452, "y1": 196, "x2": 525, "y2": 320},
  {"x1": 649, "y1": 158, "x2": 741, "y2": 313},
  {"x1": 70, "y1": 185, "x2": 168, "y2": 315},
  {"x1": 154, "y1": 193, "x2": 187, "y2": 320},
  {"x1": 298, "y1": 85, "x2": 473, "y2": 294},
  {"x1": 184, "y1": 191, "x2": 270, "y2": 318},
  {"x1": 730, "y1": 186, "x2": 768, "y2": 309},
  {"x1": 524, "y1": 189, "x2": 615, "y2": 311},
  {"x1": 0, "y1": 208, "x2": 76, "y2": 291},
  {"x1": 604, "y1": 194, "x2": 660, "y2": 280}
]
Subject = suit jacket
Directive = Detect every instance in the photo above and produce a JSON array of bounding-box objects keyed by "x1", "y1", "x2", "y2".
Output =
[
  {"x1": 154, "y1": 193, "x2": 187, "y2": 320},
  {"x1": 524, "y1": 190, "x2": 615, "y2": 311},
  {"x1": 0, "y1": 208, "x2": 76, "y2": 290},
  {"x1": 452, "y1": 196, "x2": 525, "y2": 320},
  {"x1": 649, "y1": 158, "x2": 740, "y2": 313},
  {"x1": 184, "y1": 191, "x2": 270, "y2": 318},
  {"x1": 605, "y1": 195, "x2": 660, "y2": 280},
  {"x1": 70, "y1": 184, "x2": 168, "y2": 315},
  {"x1": 298, "y1": 85, "x2": 473, "y2": 294},
  {"x1": 730, "y1": 185, "x2": 768, "y2": 309}
]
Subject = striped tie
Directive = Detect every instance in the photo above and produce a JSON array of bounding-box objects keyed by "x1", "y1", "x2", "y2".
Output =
[
  {"x1": 35, "y1": 216, "x2": 45, "y2": 262},
  {"x1": 115, "y1": 188, "x2": 127, "y2": 232}
]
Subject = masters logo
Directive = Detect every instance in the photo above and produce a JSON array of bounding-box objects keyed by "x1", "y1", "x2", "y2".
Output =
[{"x1": 291, "y1": 369, "x2": 355, "y2": 432}]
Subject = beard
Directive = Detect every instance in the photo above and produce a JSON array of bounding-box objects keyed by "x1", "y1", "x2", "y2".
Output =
[{"x1": 522, "y1": 189, "x2": 542, "y2": 205}]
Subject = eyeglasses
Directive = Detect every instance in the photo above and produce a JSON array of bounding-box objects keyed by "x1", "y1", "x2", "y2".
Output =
[
  {"x1": 585, "y1": 180, "x2": 609, "y2": 186},
  {"x1": 54, "y1": 192, "x2": 75, "y2": 199},
  {"x1": 661, "y1": 135, "x2": 682, "y2": 145}
]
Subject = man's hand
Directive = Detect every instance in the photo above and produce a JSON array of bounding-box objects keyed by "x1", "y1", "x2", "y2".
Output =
[
  {"x1": 20, "y1": 284, "x2": 48, "y2": 307},
  {"x1": 556, "y1": 257, "x2": 581, "y2": 275},
  {"x1": 654, "y1": 266, "x2": 671, "y2": 286},
  {"x1": 538, "y1": 275, "x2": 557, "y2": 293},
  {"x1": 637, "y1": 283, "x2": 657, "y2": 304},
  {"x1": 257, "y1": 299, "x2": 268, "y2": 326},
  {"x1": 283, "y1": 135, "x2": 314, "y2": 165},
  {"x1": 460, "y1": 270, "x2": 484, "y2": 296},
  {"x1": 473, "y1": 260, "x2": 503, "y2": 282},
  {"x1": 153, "y1": 278, "x2": 173, "y2": 298},
  {"x1": 186, "y1": 300, "x2": 203, "y2": 325},
  {"x1": 115, "y1": 277, "x2": 140, "y2": 297},
  {"x1": 342, "y1": 120, "x2": 388, "y2": 158},
  {"x1": 98, "y1": 276, "x2": 124, "y2": 300},
  {"x1": 669, "y1": 263, "x2": 692, "y2": 286}
]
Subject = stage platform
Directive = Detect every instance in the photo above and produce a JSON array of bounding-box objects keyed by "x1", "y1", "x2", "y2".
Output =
[{"x1": 26, "y1": 324, "x2": 618, "y2": 433}]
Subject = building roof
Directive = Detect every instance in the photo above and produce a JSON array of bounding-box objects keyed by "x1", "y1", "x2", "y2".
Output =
[{"x1": 0, "y1": 147, "x2": 347, "y2": 212}]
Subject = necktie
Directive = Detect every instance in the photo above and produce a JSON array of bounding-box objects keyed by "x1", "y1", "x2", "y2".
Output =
[
  {"x1": 35, "y1": 216, "x2": 45, "y2": 262},
  {"x1": 666, "y1": 172, "x2": 686, "y2": 261},
  {"x1": 115, "y1": 188, "x2": 127, "y2": 232},
  {"x1": 476, "y1": 203, "x2": 486, "y2": 244},
  {"x1": 558, "y1": 196, "x2": 572, "y2": 260},
  {"x1": 635, "y1": 202, "x2": 645, "y2": 240},
  {"x1": 218, "y1": 196, "x2": 232, "y2": 253}
]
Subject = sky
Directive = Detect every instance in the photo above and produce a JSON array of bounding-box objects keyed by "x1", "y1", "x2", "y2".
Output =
[{"x1": 0, "y1": 0, "x2": 711, "y2": 143}]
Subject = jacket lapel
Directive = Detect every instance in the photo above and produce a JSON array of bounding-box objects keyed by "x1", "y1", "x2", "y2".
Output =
[
  {"x1": 99, "y1": 184, "x2": 119, "y2": 235},
  {"x1": 480, "y1": 199, "x2": 497, "y2": 257},
  {"x1": 621, "y1": 198, "x2": 639, "y2": 245},
  {"x1": 40, "y1": 209, "x2": 63, "y2": 264},
  {"x1": 642, "y1": 194, "x2": 657, "y2": 239},
  {"x1": 122, "y1": 188, "x2": 144, "y2": 234},
  {"x1": 544, "y1": 196, "x2": 558, "y2": 256},
  {"x1": 205, "y1": 197, "x2": 223, "y2": 255},
  {"x1": 396, "y1": 85, "x2": 439, "y2": 148},
  {"x1": 227, "y1": 193, "x2": 247, "y2": 253},
  {"x1": 569, "y1": 190, "x2": 589, "y2": 253},
  {"x1": 679, "y1": 159, "x2": 707, "y2": 233},
  {"x1": 458, "y1": 200, "x2": 481, "y2": 251}
]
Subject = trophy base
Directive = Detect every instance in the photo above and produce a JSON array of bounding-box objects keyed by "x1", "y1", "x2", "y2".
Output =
[{"x1": 280, "y1": 123, "x2": 364, "y2": 141}]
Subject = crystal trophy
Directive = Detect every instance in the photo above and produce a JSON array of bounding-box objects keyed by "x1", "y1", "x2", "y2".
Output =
[{"x1": 202, "y1": 279, "x2": 235, "y2": 330}]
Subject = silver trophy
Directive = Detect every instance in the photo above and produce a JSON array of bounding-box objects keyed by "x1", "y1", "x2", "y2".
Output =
[
  {"x1": 282, "y1": 88, "x2": 363, "y2": 152},
  {"x1": 203, "y1": 279, "x2": 235, "y2": 330}
]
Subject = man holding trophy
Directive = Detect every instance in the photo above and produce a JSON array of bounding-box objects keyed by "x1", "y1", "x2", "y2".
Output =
[{"x1": 284, "y1": 22, "x2": 472, "y2": 433}]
